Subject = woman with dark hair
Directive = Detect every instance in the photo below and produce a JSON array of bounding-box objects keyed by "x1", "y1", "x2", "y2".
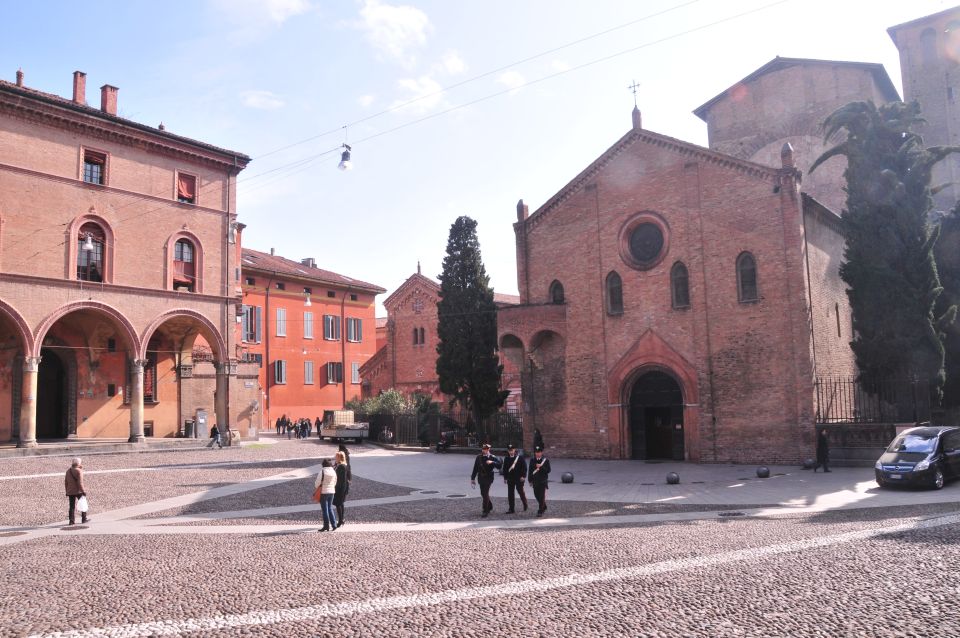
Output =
[{"x1": 333, "y1": 450, "x2": 351, "y2": 528}]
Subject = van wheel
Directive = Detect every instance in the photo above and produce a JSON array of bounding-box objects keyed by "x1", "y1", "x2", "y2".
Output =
[{"x1": 932, "y1": 468, "x2": 945, "y2": 490}]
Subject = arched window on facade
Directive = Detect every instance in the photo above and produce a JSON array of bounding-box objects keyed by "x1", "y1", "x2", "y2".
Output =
[
  {"x1": 77, "y1": 222, "x2": 105, "y2": 282},
  {"x1": 419, "y1": 327, "x2": 425, "y2": 345},
  {"x1": 173, "y1": 239, "x2": 195, "y2": 292},
  {"x1": 605, "y1": 271, "x2": 623, "y2": 315},
  {"x1": 413, "y1": 327, "x2": 420, "y2": 345},
  {"x1": 736, "y1": 252, "x2": 759, "y2": 303},
  {"x1": 549, "y1": 280, "x2": 565, "y2": 304},
  {"x1": 671, "y1": 262, "x2": 690, "y2": 309}
]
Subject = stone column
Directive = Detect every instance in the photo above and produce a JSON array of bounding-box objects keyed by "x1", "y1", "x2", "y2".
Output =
[
  {"x1": 129, "y1": 358, "x2": 147, "y2": 443},
  {"x1": 16, "y1": 356, "x2": 40, "y2": 448},
  {"x1": 214, "y1": 362, "x2": 230, "y2": 436}
]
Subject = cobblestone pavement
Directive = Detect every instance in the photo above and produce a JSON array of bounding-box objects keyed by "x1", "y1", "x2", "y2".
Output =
[{"x1": 2, "y1": 439, "x2": 959, "y2": 637}]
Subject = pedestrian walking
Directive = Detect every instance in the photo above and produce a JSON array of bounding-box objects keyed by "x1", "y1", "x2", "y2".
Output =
[
  {"x1": 208, "y1": 424, "x2": 222, "y2": 449},
  {"x1": 64, "y1": 457, "x2": 89, "y2": 525},
  {"x1": 533, "y1": 428, "x2": 545, "y2": 451},
  {"x1": 528, "y1": 446, "x2": 551, "y2": 517},
  {"x1": 315, "y1": 416, "x2": 323, "y2": 439},
  {"x1": 470, "y1": 443, "x2": 502, "y2": 517},
  {"x1": 814, "y1": 428, "x2": 831, "y2": 473},
  {"x1": 333, "y1": 450, "x2": 351, "y2": 528},
  {"x1": 276, "y1": 416, "x2": 283, "y2": 435},
  {"x1": 315, "y1": 459, "x2": 338, "y2": 532},
  {"x1": 501, "y1": 444, "x2": 529, "y2": 513},
  {"x1": 338, "y1": 443, "x2": 351, "y2": 466}
]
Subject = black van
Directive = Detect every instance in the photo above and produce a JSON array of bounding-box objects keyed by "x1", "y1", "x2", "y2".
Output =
[{"x1": 875, "y1": 426, "x2": 960, "y2": 490}]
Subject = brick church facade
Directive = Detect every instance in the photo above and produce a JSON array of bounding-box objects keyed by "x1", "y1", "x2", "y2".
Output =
[
  {"x1": 362, "y1": 266, "x2": 521, "y2": 407},
  {"x1": 498, "y1": 7, "x2": 960, "y2": 462}
]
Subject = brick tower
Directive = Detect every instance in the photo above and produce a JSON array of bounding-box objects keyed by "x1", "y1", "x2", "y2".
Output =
[{"x1": 889, "y1": 6, "x2": 960, "y2": 214}]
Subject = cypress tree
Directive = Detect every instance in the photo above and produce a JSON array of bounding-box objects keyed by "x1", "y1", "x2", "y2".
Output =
[
  {"x1": 935, "y1": 205, "x2": 960, "y2": 406},
  {"x1": 436, "y1": 216, "x2": 508, "y2": 424},
  {"x1": 811, "y1": 100, "x2": 958, "y2": 397}
]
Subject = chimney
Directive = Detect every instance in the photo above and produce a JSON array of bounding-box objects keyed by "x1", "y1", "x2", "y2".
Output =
[
  {"x1": 72, "y1": 71, "x2": 86, "y2": 104},
  {"x1": 516, "y1": 199, "x2": 529, "y2": 222},
  {"x1": 270, "y1": 247, "x2": 275, "y2": 256},
  {"x1": 100, "y1": 84, "x2": 118, "y2": 115},
  {"x1": 300, "y1": 257, "x2": 316, "y2": 268},
  {"x1": 15, "y1": 69, "x2": 23, "y2": 87}
]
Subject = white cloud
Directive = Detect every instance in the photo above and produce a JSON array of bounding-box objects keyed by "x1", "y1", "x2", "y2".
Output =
[
  {"x1": 357, "y1": 0, "x2": 432, "y2": 65},
  {"x1": 392, "y1": 75, "x2": 444, "y2": 113},
  {"x1": 440, "y1": 50, "x2": 466, "y2": 75},
  {"x1": 551, "y1": 60, "x2": 571, "y2": 72},
  {"x1": 497, "y1": 70, "x2": 526, "y2": 93},
  {"x1": 358, "y1": 94, "x2": 376, "y2": 107},
  {"x1": 241, "y1": 90, "x2": 286, "y2": 110}
]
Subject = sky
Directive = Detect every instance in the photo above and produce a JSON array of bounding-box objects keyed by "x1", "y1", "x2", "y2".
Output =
[{"x1": 3, "y1": 0, "x2": 955, "y2": 314}]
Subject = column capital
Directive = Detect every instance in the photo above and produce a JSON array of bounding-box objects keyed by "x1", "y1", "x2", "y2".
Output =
[
  {"x1": 23, "y1": 356, "x2": 41, "y2": 372},
  {"x1": 131, "y1": 358, "x2": 149, "y2": 369}
]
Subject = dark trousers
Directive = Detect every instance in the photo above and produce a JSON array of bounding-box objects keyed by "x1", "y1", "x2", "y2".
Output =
[
  {"x1": 506, "y1": 480, "x2": 528, "y2": 511},
  {"x1": 68, "y1": 495, "x2": 87, "y2": 524},
  {"x1": 532, "y1": 483, "x2": 547, "y2": 513},
  {"x1": 478, "y1": 478, "x2": 494, "y2": 512}
]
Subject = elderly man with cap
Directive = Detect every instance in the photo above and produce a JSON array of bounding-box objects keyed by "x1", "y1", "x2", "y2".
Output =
[
  {"x1": 528, "y1": 446, "x2": 551, "y2": 517},
  {"x1": 500, "y1": 443, "x2": 528, "y2": 514},
  {"x1": 470, "y1": 443, "x2": 502, "y2": 517}
]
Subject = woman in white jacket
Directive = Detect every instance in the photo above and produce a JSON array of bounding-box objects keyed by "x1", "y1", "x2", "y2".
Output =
[{"x1": 316, "y1": 458, "x2": 338, "y2": 531}]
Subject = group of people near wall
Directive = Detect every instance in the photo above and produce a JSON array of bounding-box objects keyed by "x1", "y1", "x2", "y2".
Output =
[
  {"x1": 471, "y1": 430, "x2": 551, "y2": 518},
  {"x1": 313, "y1": 444, "x2": 352, "y2": 532},
  {"x1": 275, "y1": 415, "x2": 321, "y2": 440}
]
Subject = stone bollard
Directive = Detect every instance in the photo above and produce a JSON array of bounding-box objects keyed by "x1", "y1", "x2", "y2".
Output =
[
  {"x1": 802, "y1": 458, "x2": 815, "y2": 470},
  {"x1": 666, "y1": 472, "x2": 680, "y2": 485},
  {"x1": 756, "y1": 466, "x2": 770, "y2": 479},
  {"x1": 561, "y1": 472, "x2": 574, "y2": 484}
]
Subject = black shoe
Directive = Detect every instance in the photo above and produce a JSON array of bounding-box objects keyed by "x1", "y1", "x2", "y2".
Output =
[
  {"x1": 481, "y1": 511, "x2": 488, "y2": 518},
  {"x1": 523, "y1": 502, "x2": 528, "y2": 511},
  {"x1": 824, "y1": 469, "x2": 831, "y2": 473},
  {"x1": 536, "y1": 510, "x2": 543, "y2": 518},
  {"x1": 506, "y1": 509, "x2": 515, "y2": 514},
  {"x1": 81, "y1": 517, "x2": 89, "y2": 524},
  {"x1": 318, "y1": 527, "x2": 330, "y2": 532}
]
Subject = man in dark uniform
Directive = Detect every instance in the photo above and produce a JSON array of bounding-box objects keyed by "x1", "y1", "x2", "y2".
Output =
[
  {"x1": 470, "y1": 443, "x2": 502, "y2": 517},
  {"x1": 500, "y1": 444, "x2": 528, "y2": 513},
  {"x1": 528, "y1": 446, "x2": 551, "y2": 517}
]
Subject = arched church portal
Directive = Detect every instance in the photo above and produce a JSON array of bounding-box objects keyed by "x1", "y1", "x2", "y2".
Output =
[{"x1": 629, "y1": 370, "x2": 684, "y2": 460}]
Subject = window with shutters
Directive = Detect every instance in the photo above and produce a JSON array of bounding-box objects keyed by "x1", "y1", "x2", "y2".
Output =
[
  {"x1": 241, "y1": 305, "x2": 262, "y2": 343},
  {"x1": 351, "y1": 361, "x2": 360, "y2": 384},
  {"x1": 323, "y1": 314, "x2": 341, "y2": 340},
  {"x1": 346, "y1": 317, "x2": 362, "y2": 342},
  {"x1": 274, "y1": 360, "x2": 287, "y2": 385},
  {"x1": 304, "y1": 361, "x2": 314, "y2": 385},
  {"x1": 326, "y1": 361, "x2": 343, "y2": 384},
  {"x1": 304, "y1": 312, "x2": 314, "y2": 339},
  {"x1": 176, "y1": 172, "x2": 197, "y2": 204},
  {"x1": 276, "y1": 307, "x2": 287, "y2": 337}
]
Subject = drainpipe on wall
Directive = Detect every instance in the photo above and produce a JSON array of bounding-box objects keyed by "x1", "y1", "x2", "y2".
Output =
[{"x1": 341, "y1": 291, "x2": 348, "y2": 407}]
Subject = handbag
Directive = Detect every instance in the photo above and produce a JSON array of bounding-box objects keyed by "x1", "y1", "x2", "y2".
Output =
[
  {"x1": 77, "y1": 496, "x2": 89, "y2": 513},
  {"x1": 312, "y1": 486, "x2": 323, "y2": 503}
]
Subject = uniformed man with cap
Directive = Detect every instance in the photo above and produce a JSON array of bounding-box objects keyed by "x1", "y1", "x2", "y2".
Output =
[
  {"x1": 528, "y1": 445, "x2": 551, "y2": 517},
  {"x1": 470, "y1": 443, "x2": 502, "y2": 517},
  {"x1": 500, "y1": 443, "x2": 528, "y2": 513}
]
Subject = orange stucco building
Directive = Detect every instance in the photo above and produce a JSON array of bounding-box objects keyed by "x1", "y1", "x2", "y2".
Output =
[{"x1": 238, "y1": 248, "x2": 385, "y2": 425}]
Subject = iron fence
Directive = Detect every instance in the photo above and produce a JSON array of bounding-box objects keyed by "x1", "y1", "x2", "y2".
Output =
[
  {"x1": 814, "y1": 375, "x2": 932, "y2": 424},
  {"x1": 357, "y1": 409, "x2": 523, "y2": 448}
]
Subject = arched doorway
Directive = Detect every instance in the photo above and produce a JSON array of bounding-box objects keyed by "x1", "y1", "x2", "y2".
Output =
[
  {"x1": 37, "y1": 348, "x2": 68, "y2": 439},
  {"x1": 629, "y1": 370, "x2": 683, "y2": 460}
]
